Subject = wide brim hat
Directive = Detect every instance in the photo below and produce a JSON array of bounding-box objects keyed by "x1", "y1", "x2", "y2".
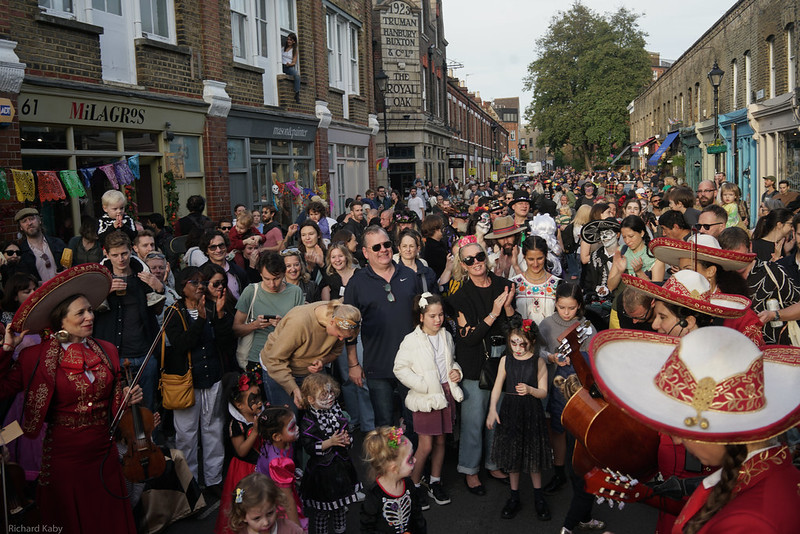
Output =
[
  {"x1": 11, "y1": 263, "x2": 112, "y2": 334},
  {"x1": 620, "y1": 271, "x2": 750, "y2": 319},
  {"x1": 580, "y1": 217, "x2": 621, "y2": 244},
  {"x1": 508, "y1": 190, "x2": 532, "y2": 207},
  {"x1": 650, "y1": 236, "x2": 755, "y2": 271},
  {"x1": 589, "y1": 327, "x2": 800, "y2": 443},
  {"x1": 485, "y1": 215, "x2": 524, "y2": 239}
]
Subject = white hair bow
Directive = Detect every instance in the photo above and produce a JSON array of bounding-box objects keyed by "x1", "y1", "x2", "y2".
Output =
[{"x1": 418, "y1": 292, "x2": 433, "y2": 308}]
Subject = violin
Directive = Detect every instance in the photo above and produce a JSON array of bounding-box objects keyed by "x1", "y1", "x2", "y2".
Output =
[
  {"x1": 557, "y1": 321, "x2": 659, "y2": 480},
  {"x1": 118, "y1": 360, "x2": 166, "y2": 483},
  {"x1": 0, "y1": 456, "x2": 39, "y2": 530}
]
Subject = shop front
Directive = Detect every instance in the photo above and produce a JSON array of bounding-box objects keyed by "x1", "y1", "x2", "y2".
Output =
[
  {"x1": 327, "y1": 126, "x2": 372, "y2": 216},
  {"x1": 227, "y1": 110, "x2": 317, "y2": 226},
  {"x1": 719, "y1": 109, "x2": 758, "y2": 225},
  {"x1": 680, "y1": 126, "x2": 703, "y2": 190},
  {"x1": 749, "y1": 92, "x2": 800, "y2": 201},
  {"x1": 16, "y1": 84, "x2": 207, "y2": 239}
]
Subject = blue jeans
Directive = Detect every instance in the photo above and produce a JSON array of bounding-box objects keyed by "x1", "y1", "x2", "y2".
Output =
[
  {"x1": 261, "y1": 366, "x2": 297, "y2": 415},
  {"x1": 282, "y1": 64, "x2": 300, "y2": 93},
  {"x1": 335, "y1": 342, "x2": 375, "y2": 432},
  {"x1": 127, "y1": 354, "x2": 159, "y2": 412},
  {"x1": 457, "y1": 379, "x2": 499, "y2": 475}
]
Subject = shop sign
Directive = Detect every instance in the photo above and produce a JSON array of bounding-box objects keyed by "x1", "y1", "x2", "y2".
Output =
[
  {"x1": 707, "y1": 144, "x2": 727, "y2": 154},
  {"x1": 0, "y1": 98, "x2": 14, "y2": 123},
  {"x1": 469, "y1": 167, "x2": 477, "y2": 177},
  {"x1": 448, "y1": 157, "x2": 464, "y2": 168}
]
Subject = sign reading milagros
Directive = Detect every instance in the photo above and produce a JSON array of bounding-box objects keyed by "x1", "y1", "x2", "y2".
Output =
[{"x1": 379, "y1": 0, "x2": 421, "y2": 110}]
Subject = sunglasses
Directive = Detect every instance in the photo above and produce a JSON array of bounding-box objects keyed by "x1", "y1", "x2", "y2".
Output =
[
  {"x1": 384, "y1": 283, "x2": 395, "y2": 303},
  {"x1": 461, "y1": 251, "x2": 487, "y2": 266},
  {"x1": 218, "y1": 225, "x2": 232, "y2": 231},
  {"x1": 207, "y1": 243, "x2": 226, "y2": 251},
  {"x1": 41, "y1": 253, "x2": 51, "y2": 269},
  {"x1": 370, "y1": 241, "x2": 393, "y2": 252},
  {"x1": 280, "y1": 247, "x2": 301, "y2": 256},
  {"x1": 186, "y1": 280, "x2": 208, "y2": 287},
  {"x1": 693, "y1": 222, "x2": 724, "y2": 231},
  {"x1": 209, "y1": 280, "x2": 225, "y2": 289},
  {"x1": 145, "y1": 252, "x2": 165, "y2": 260},
  {"x1": 4, "y1": 250, "x2": 20, "y2": 256}
]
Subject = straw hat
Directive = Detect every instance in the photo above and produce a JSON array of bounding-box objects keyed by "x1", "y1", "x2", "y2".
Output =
[
  {"x1": 620, "y1": 271, "x2": 750, "y2": 319},
  {"x1": 649, "y1": 235, "x2": 755, "y2": 271},
  {"x1": 589, "y1": 326, "x2": 800, "y2": 443},
  {"x1": 11, "y1": 263, "x2": 112, "y2": 334},
  {"x1": 485, "y1": 216, "x2": 524, "y2": 239}
]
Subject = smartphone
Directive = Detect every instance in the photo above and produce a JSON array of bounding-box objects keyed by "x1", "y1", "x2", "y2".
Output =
[{"x1": 261, "y1": 314, "x2": 278, "y2": 320}]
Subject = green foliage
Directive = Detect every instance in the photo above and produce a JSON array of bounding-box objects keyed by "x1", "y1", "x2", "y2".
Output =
[
  {"x1": 523, "y1": 2, "x2": 651, "y2": 168},
  {"x1": 163, "y1": 171, "x2": 179, "y2": 223},
  {"x1": 519, "y1": 148, "x2": 530, "y2": 162}
]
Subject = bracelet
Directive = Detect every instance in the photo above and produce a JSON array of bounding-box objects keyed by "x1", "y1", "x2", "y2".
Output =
[
  {"x1": 349, "y1": 363, "x2": 360, "y2": 368},
  {"x1": 488, "y1": 312, "x2": 498, "y2": 320}
]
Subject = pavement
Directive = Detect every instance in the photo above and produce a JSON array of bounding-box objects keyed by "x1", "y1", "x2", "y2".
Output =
[{"x1": 163, "y1": 434, "x2": 657, "y2": 534}]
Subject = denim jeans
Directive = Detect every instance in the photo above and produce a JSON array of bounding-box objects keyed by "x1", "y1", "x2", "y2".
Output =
[
  {"x1": 261, "y1": 366, "x2": 297, "y2": 415},
  {"x1": 127, "y1": 354, "x2": 159, "y2": 412},
  {"x1": 335, "y1": 341, "x2": 375, "y2": 432},
  {"x1": 457, "y1": 378, "x2": 499, "y2": 475},
  {"x1": 282, "y1": 64, "x2": 301, "y2": 93}
]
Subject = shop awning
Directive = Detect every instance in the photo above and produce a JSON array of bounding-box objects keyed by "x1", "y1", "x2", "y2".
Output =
[
  {"x1": 631, "y1": 137, "x2": 656, "y2": 153},
  {"x1": 609, "y1": 145, "x2": 631, "y2": 165},
  {"x1": 647, "y1": 131, "x2": 679, "y2": 166}
]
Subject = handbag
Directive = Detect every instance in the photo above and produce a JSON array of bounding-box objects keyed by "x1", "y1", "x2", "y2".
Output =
[
  {"x1": 762, "y1": 264, "x2": 800, "y2": 346},
  {"x1": 236, "y1": 283, "x2": 259, "y2": 370},
  {"x1": 159, "y1": 306, "x2": 195, "y2": 410},
  {"x1": 478, "y1": 340, "x2": 500, "y2": 390}
]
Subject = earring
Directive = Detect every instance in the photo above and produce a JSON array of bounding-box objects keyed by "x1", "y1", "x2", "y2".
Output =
[{"x1": 54, "y1": 330, "x2": 70, "y2": 343}]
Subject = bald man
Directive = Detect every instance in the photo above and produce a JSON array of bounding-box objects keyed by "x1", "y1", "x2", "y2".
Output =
[{"x1": 696, "y1": 180, "x2": 717, "y2": 208}]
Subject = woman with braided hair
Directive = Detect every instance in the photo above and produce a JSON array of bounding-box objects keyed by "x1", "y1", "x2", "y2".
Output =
[{"x1": 588, "y1": 326, "x2": 800, "y2": 534}]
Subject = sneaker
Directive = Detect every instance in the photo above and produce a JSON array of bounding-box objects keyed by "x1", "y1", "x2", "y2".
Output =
[
  {"x1": 427, "y1": 481, "x2": 451, "y2": 505},
  {"x1": 578, "y1": 519, "x2": 606, "y2": 530},
  {"x1": 416, "y1": 486, "x2": 430, "y2": 511}
]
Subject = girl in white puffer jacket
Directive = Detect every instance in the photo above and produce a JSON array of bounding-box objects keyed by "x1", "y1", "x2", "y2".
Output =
[{"x1": 393, "y1": 292, "x2": 464, "y2": 507}]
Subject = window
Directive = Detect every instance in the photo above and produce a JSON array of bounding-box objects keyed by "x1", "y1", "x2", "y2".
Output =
[
  {"x1": 278, "y1": 0, "x2": 296, "y2": 35},
  {"x1": 788, "y1": 25, "x2": 796, "y2": 92},
  {"x1": 326, "y1": 10, "x2": 360, "y2": 95},
  {"x1": 39, "y1": 0, "x2": 73, "y2": 13},
  {"x1": 231, "y1": 0, "x2": 248, "y2": 60},
  {"x1": 745, "y1": 51, "x2": 752, "y2": 105},
  {"x1": 688, "y1": 87, "x2": 693, "y2": 122},
  {"x1": 92, "y1": 0, "x2": 122, "y2": 15},
  {"x1": 767, "y1": 36, "x2": 776, "y2": 98},
  {"x1": 169, "y1": 136, "x2": 202, "y2": 175},
  {"x1": 140, "y1": 0, "x2": 174, "y2": 42},
  {"x1": 509, "y1": 130, "x2": 516, "y2": 141},
  {"x1": 731, "y1": 59, "x2": 738, "y2": 109},
  {"x1": 695, "y1": 82, "x2": 700, "y2": 120},
  {"x1": 256, "y1": 0, "x2": 270, "y2": 58}
]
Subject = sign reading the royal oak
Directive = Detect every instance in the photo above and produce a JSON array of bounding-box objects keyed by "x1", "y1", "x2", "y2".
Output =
[{"x1": 378, "y1": 0, "x2": 421, "y2": 111}]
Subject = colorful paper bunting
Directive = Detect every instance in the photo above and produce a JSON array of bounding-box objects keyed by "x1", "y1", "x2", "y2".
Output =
[
  {"x1": 127, "y1": 154, "x2": 140, "y2": 180},
  {"x1": 12, "y1": 170, "x2": 36, "y2": 202},
  {"x1": 114, "y1": 160, "x2": 136, "y2": 186},
  {"x1": 0, "y1": 170, "x2": 10, "y2": 201},
  {"x1": 98, "y1": 164, "x2": 119, "y2": 189},
  {"x1": 80, "y1": 167, "x2": 97, "y2": 188},
  {"x1": 284, "y1": 180, "x2": 301, "y2": 196},
  {"x1": 36, "y1": 171, "x2": 67, "y2": 201},
  {"x1": 59, "y1": 170, "x2": 87, "y2": 198}
]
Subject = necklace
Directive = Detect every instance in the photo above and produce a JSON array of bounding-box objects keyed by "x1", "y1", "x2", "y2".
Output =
[
  {"x1": 428, "y1": 332, "x2": 440, "y2": 352},
  {"x1": 525, "y1": 271, "x2": 548, "y2": 284}
]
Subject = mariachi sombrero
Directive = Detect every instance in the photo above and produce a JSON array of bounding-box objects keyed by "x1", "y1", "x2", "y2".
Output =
[
  {"x1": 11, "y1": 263, "x2": 112, "y2": 334},
  {"x1": 580, "y1": 217, "x2": 621, "y2": 244},
  {"x1": 589, "y1": 327, "x2": 800, "y2": 443},
  {"x1": 649, "y1": 235, "x2": 755, "y2": 271},
  {"x1": 621, "y1": 270, "x2": 750, "y2": 319}
]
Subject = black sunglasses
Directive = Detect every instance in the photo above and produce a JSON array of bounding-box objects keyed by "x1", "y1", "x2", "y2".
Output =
[
  {"x1": 370, "y1": 241, "x2": 393, "y2": 252},
  {"x1": 186, "y1": 280, "x2": 208, "y2": 287},
  {"x1": 218, "y1": 225, "x2": 232, "y2": 231},
  {"x1": 3, "y1": 250, "x2": 20, "y2": 256},
  {"x1": 461, "y1": 251, "x2": 487, "y2": 266},
  {"x1": 693, "y1": 222, "x2": 724, "y2": 231},
  {"x1": 209, "y1": 280, "x2": 225, "y2": 289}
]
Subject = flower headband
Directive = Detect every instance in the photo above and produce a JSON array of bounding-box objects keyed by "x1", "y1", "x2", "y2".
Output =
[
  {"x1": 238, "y1": 373, "x2": 262, "y2": 392},
  {"x1": 418, "y1": 292, "x2": 433, "y2": 308},
  {"x1": 457, "y1": 235, "x2": 477, "y2": 248},
  {"x1": 335, "y1": 317, "x2": 361, "y2": 330},
  {"x1": 387, "y1": 427, "x2": 404, "y2": 449}
]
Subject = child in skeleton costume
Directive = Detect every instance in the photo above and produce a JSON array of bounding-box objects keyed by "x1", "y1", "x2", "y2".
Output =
[
  {"x1": 580, "y1": 217, "x2": 621, "y2": 302},
  {"x1": 298, "y1": 373, "x2": 361, "y2": 534},
  {"x1": 360, "y1": 427, "x2": 427, "y2": 534}
]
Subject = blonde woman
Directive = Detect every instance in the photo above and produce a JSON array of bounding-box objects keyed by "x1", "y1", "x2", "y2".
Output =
[{"x1": 320, "y1": 243, "x2": 358, "y2": 301}]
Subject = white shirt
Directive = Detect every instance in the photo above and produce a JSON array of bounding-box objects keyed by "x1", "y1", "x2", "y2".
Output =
[{"x1": 407, "y1": 196, "x2": 425, "y2": 220}]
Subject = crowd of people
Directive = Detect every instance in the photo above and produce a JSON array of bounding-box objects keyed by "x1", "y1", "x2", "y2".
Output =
[{"x1": 0, "y1": 168, "x2": 799, "y2": 534}]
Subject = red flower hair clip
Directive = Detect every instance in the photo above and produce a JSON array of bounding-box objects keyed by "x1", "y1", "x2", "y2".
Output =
[
  {"x1": 522, "y1": 319, "x2": 533, "y2": 333},
  {"x1": 238, "y1": 373, "x2": 262, "y2": 392}
]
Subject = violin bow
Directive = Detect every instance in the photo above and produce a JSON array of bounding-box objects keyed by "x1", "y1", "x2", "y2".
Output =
[{"x1": 109, "y1": 304, "x2": 177, "y2": 439}]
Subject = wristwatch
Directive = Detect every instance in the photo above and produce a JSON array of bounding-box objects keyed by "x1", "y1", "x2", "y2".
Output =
[{"x1": 774, "y1": 310, "x2": 781, "y2": 321}]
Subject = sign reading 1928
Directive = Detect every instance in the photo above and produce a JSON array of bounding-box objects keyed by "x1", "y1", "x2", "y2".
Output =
[{"x1": 379, "y1": 0, "x2": 421, "y2": 111}]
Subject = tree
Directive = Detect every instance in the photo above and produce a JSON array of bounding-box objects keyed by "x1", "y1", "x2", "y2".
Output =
[{"x1": 523, "y1": 2, "x2": 651, "y2": 170}]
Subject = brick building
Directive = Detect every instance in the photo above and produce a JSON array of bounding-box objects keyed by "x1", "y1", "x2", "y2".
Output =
[
  {"x1": 491, "y1": 97, "x2": 519, "y2": 163},
  {"x1": 0, "y1": 0, "x2": 377, "y2": 238},
  {"x1": 519, "y1": 125, "x2": 549, "y2": 168},
  {"x1": 629, "y1": 0, "x2": 799, "y2": 223},
  {"x1": 446, "y1": 75, "x2": 508, "y2": 183}
]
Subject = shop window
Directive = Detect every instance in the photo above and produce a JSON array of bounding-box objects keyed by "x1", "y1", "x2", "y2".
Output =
[
  {"x1": 292, "y1": 143, "x2": 308, "y2": 157},
  {"x1": 20, "y1": 125, "x2": 68, "y2": 150},
  {"x1": 168, "y1": 136, "x2": 202, "y2": 175},
  {"x1": 389, "y1": 146, "x2": 415, "y2": 159},
  {"x1": 272, "y1": 140, "x2": 290, "y2": 155},
  {"x1": 74, "y1": 128, "x2": 119, "y2": 151},
  {"x1": 250, "y1": 138, "x2": 268, "y2": 155},
  {"x1": 123, "y1": 131, "x2": 159, "y2": 153},
  {"x1": 228, "y1": 139, "x2": 247, "y2": 170}
]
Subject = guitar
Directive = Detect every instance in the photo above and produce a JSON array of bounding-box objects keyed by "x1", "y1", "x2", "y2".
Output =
[
  {"x1": 559, "y1": 322, "x2": 660, "y2": 480},
  {"x1": 583, "y1": 467, "x2": 686, "y2": 516}
]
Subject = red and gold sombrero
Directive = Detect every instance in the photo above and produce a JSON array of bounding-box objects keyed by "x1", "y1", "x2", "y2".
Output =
[
  {"x1": 621, "y1": 270, "x2": 750, "y2": 319},
  {"x1": 649, "y1": 235, "x2": 755, "y2": 271},
  {"x1": 11, "y1": 263, "x2": 112, "y2": 334},
  {"x1": 589, "y1": 327, "x2": 800, "y2": 443}
]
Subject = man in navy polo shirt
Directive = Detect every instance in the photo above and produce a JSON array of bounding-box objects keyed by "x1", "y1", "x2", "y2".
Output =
[{"x1": 344, "y1": 225, "x2": 421, "y2": 427}]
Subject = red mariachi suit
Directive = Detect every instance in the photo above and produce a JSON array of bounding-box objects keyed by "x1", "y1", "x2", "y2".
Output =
[
  {"x1": 672, "y1": 446, "x2": 800, "y2": 533},
  {"x1": 0, "y1": 337, "x2": 136, "y2": 534}
]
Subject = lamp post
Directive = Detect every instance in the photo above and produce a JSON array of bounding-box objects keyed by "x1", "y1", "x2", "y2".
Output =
[
  {"x1": 375, "y1": 69, "x2": 390, "y2": 187},
  {"x1": 707, "y1": 61, "x2": 724, "y2": 172}
]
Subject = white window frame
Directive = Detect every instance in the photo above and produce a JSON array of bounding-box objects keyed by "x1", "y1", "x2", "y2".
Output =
[
  {"x1": 767, "y1": 36, "x2": 776, "y2": 98},
  {"x1": 230, "y1": 0, "x2": 250, "y2": 62},
  {"x1": 745, "y1": 51, "x2": 752, "y2": 105},
  {"x1": 137, "y1": 0, "x2": 176, "y2": 44},
  {"x1": 325, "y1": 7, "x2": 360, "y2": 96},
  {"x1": 39, "y1": 0, "x2": 76, "y2": 16},
  {"x1": 788, "y1": 25, "x2": 796, "y2": 93},
  {"x1": 731, "y1": 59, "x2": 738, "y2": 109}
]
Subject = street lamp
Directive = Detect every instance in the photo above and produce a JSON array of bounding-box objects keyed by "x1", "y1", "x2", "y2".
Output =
[
  {"x1": 375, "y1": 69, "x2": 390, "y2": 185},
  {"x1": 707, "y1": 61, "x2": 724, "y2": 171}
]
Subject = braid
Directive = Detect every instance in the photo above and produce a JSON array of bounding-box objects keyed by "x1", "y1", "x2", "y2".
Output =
[{"x1": 683, "y1": 444, "x2": 747, "y2": 534}]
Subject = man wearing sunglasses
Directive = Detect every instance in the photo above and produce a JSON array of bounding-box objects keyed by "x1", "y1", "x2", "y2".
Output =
[
  {"x1": 343, "y1": 226, "x2": 421, "y2": 427},
  {"x1": 696, "y1": 205, "x2": 727, "y2": 238},
  {"x1": 15, "y1": 207, "x2": 67, "y2": 282}
]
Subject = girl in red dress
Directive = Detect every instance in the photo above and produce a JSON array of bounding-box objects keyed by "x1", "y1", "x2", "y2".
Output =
[{"x1": 215, "y1": 371, "x2": 265, "y2": 534}]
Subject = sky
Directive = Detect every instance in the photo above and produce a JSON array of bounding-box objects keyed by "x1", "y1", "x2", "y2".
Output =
[{"x1": 441, "y1": 0, "x2": 737, "y2": 121}]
